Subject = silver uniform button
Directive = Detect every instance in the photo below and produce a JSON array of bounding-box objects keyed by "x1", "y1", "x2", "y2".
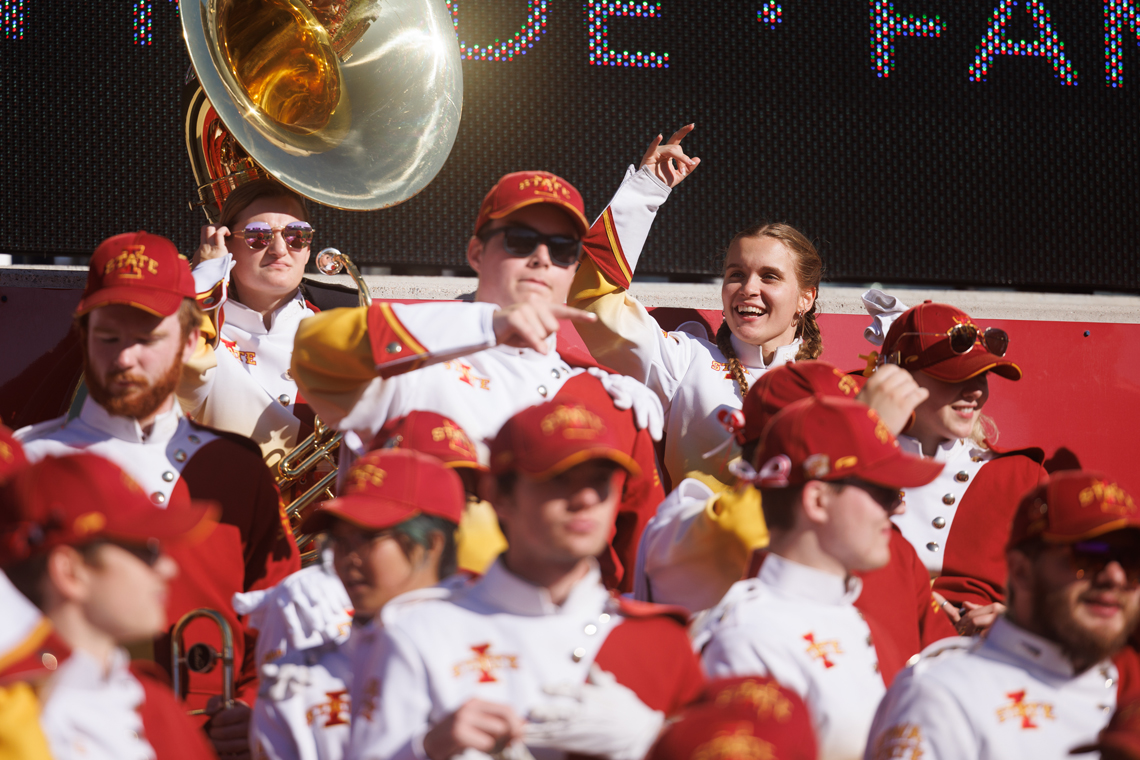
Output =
[
  {"x1": 942, "y1": 493, "x2": 956, "y2": 505},
  {"x1": 386, "y1": 342, "x2": 402, "y2": 354},
  {"x1": 926, "y1": 541, "x2": 940, "y2": 552},
  {"x1": 584, "y1": 624, "x2": 598, "y2": 635},
  {"x1": 174, "y1": 450, "x2": 188, "y2": 463},
  {"x1": 42, "y1": 653, "x2": 58, "y2": 670},
  {"x1": 551, "y1": 369, "x2": 561, "y2": 379},
  {"x1": 278, "y1": 394, "x2": 292, "y2": 407},
  {"x1": 906, "y1": 653, "x2": 921, "y2": 667},
  {"x1": 571, "y1": 647, "x2": 586, "y2": 662},
  {"x1": 188, "y1": 434, "x2": 201, "y2": 444},
  {"x1": 537, "y1": 385, "x2": 548, "y2": 397},
  {"x1": 151, "y1": 492, "x2": 166, "y2": 505},
  {"x1": 598, "y1": 613, "x2": 611, "y2": 623},
  {"x1": 162, "y1": 471, "x2": 175, "y2": 483},
  {"x1": 932, "y1": 516, "x2": 946, "y2": 529},
  {"x1": 955, "y1": 471, "x2": 970, "y2": 483}
]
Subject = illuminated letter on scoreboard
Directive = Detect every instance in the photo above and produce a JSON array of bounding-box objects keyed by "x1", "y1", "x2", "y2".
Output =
[
  {"x1": 446, "y1": 0, "x2": 550, "y2": 62},
  {"x1": 585, "y1": 2, "x2": 668, "y2": 68},
  {"x1": 1105, "y1": 0, "x2": 1140, "y2": 86},
  {"x1": 967, "y1": 0, "x2": 1078, "y2": 84},
  {"x1": 869, "y1": 0, "x2": 944, "y2": 77}
]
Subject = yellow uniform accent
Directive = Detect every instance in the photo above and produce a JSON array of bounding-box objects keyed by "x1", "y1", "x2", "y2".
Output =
[
  {"x1": 455, "y1": 498, "x2": 509, "y2": 575},
  {"x1": 178, "y1": 311, "x2": 220, "y2": 415},
  {"x1": 0, "y1": 683, "x2": 51, "y2": 760},
  {"x1": 291, "y1": 307, "x2": 378, "y2": 425}
]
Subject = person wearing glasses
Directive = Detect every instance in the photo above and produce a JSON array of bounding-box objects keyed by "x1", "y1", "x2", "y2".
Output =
[
  {"x1": 866, "y1": 300, "x2": 1045, "y2": 635},
  {"x1": 695, "y1": 395, "x2": 943, "y2": 760},
  {"x1": 0, "y1": 453, "x2": 219, "y2": 760},
  {"x1": 292, "y1": 170, "x2": 667, "y2": 591},
  {"x1": 866, "y1": 471, "x2": 1140, "y2": 760},
  {"x1": 180, "y1": 178, "x2": 319, "y2": 466}
]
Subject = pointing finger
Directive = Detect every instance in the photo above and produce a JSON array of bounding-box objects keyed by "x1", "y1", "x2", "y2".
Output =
[
  {"x1": 665, "y1": 123, "x2": 695, "y2": 145},
  {"x1": 549, "y1": 304, "x2": 599, "y2": 323}
]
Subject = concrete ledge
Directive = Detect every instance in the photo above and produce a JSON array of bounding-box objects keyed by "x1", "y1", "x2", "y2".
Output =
[{"x1": 4, "y1": 267, "x2": 1138, "y2": 323}]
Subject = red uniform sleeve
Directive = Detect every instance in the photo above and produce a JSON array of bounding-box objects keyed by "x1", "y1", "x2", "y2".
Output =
[
  {"x1": 593, "y1": 611, "x2": 706, "y2": 716},
  {"x1": 553, "y1": 373, "x2": 666, "y2": 592},
  {"x1": 131, "y1": 661, "x2": 219, "y2": 760},
  {"x1": 933, "y1": 454, "x2": 1045, "y2": 607}
]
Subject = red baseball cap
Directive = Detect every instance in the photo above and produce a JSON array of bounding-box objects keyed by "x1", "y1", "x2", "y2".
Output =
[
  {"x1": 300, "y1": 449, "x2": 465, "y2": 535},
  {"x1": 0, "y1": 454, "x2": 218, "y2": 569},
  {"x1": 474, "y1": 171, "x2": 589, "y2": 237},
  {"x1": 1008, "y1": 470, "x2": 1140, "y2": 549},
  {"x1": 753, "y1": 395, "x2": 942, "y2": 489},
  {"x1": 740, "y1": 361, "x2": 866, "y2": 445},
  {"x1": 489, "y1": 397, "x2": 640, "y2": 480},
  {"x1": 76, "y1": 231, "x2": 197, "y2": 318},
  {"x1": 369, "y1": 412, "x2": 485, "y2": 471},
  {"x1": 647, "y1": 677, "x2": 817, "y2": 760},
  {"x1": 880, "y1": 301, "x2": 1021, "y2": 383},
  {"x1": 0, "y1": 426, "x2": 28, "y2": 482},
  {"x1": 1070, "y1": 696, "x2": 1140, "y2": 758}
]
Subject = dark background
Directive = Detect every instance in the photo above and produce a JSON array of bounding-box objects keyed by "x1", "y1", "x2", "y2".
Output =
[{"x1": 1, "y1": 0, "x2": 1137, "y2": 290}]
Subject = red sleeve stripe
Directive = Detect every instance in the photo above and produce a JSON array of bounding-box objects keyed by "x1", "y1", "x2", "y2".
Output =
[{"x1": 582, "y1": 207, "x2": 634, "y2": 289}]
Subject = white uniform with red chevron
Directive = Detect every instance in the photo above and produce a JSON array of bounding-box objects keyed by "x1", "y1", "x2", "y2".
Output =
[
  {"x1": 864, "y1": 617, "x2": 1120, "y2": 760},
  {"x1": 569, "y1": 165, "x2": 801, "y2": 487}
]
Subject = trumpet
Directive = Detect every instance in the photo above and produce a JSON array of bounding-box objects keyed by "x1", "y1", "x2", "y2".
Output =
[{"x1": 171, "y1": 608, "x2": 235, "y2": 716}]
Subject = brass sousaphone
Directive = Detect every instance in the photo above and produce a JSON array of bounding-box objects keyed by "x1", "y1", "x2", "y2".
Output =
[{"x1": 180, "y1": 0, "x2": 462, "y2": 556}]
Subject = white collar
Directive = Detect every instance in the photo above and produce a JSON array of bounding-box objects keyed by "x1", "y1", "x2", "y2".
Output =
[
  {"x1": 79, "y1": 397, "x2": 182, "y2": 445},
  {"x1": 470, "y1": 558, "x2": 608, "y2": 617},
  {"x1": 758, "y1": 552, "x2": 862, "y2": 606},
  {"x1": 986, "y1": 616, "x2": 1102, "y2": 678},
  {"x1": 896, "y1": 435, "x2": 973, "y2": 463},
  {"x1": 729, "y1": 334, "x2": 802, "y2": 371},
  {"x1": 225, "y1": 289, "x2": 305, "y2": 334}
]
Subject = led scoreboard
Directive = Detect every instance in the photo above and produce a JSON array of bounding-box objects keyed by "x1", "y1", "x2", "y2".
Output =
[{"x1": 1, "y1": 0, "x2": 1138, "y2": 290}]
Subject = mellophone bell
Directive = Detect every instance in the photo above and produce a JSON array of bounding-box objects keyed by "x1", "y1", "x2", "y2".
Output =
[{"x1": 171, "y1": 0, "x2": 464, "y2": 708}]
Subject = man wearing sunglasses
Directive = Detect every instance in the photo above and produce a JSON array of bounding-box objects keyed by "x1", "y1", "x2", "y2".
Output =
[
  {"x1": 696, "y1": 395, "x2": 943, "y2": 760},
  {"x1": 293, "y1": 171, "x2": 666, "y2": 591},
  {"x1": 0, "y1": 453, "x2": 219, "y2": 760},
  {"x1": 15, "y1": 231, "x2": 301, "y2": 758},
  {"x1": 866, "y1": 471, "x2": 1140, "y2": 760}
]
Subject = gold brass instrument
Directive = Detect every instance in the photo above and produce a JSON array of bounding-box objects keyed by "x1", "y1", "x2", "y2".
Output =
[{"x1": 171, "y1": 608, "x2": 236, "y2": 716}]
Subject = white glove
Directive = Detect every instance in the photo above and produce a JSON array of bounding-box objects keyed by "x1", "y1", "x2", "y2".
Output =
[
  {"x1": 586, "y1": 367, "x2": 665, "y2": 441},
  {"x1": 525, "y1": 664, "x2": 665, "y2": 760},
  {"x1": 191, "y1": 252, "x2": 235, "y2": 309},
  {"x1": 259, "y1": 661, "x2": 313, "y2": 702},
  {"x1": 861, "y1": 289, "x2": 910, "y2": 347}
]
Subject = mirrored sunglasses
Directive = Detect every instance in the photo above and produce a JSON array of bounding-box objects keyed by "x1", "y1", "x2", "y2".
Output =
[{"x1": 231, "y1": 222, "x2": 314, "y2": 251}]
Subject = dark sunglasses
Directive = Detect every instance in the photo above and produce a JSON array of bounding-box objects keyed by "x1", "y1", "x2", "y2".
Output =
[
  {"x1": 832, "y1": 478, "x2": 904, "y2": 512},
  {"x1": 86, "y1": 538, "x2": 163, "y2": 567},
  {"x1": 479, "y1": 226, "x2": 582, "y2": 268},
  {"x1": 230, "y1": 221, "x2": 314, "y2": 251},
  {"x1": 1067, "y1": 539, "x2": 1140, "y2": 586},
  {"x1": 328, "y1": 529, "x2": 396, "y2": 557},
  {"x1": 895, "y1": 324, "x2": 1010, "y2": 358}
]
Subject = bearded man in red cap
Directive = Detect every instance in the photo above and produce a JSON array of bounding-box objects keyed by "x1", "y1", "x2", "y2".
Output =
[
  {"x1": 867, "y1": 471, "x2": 1140, "y2": 760},
  {"x1": 15, "y1": 231, "x2": 300, "y2": 757},
  {"x1": 292, "y1": 172, "x2": 666, "y2": 591},
  {"x1": 346, "y1": 397, "x2": 704, "y2": 760},
  {"x1": 696, "y1": 395, "x2": 943, "y2": 760},
  {"x1": 0, "y1": 453, "x2": 219, "y2": 760}
]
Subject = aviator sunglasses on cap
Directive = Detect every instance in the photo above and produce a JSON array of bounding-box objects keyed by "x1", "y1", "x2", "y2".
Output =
[
  {"x1": 478, "y1": 226, "x2": 583, "y2": 268},
  {"x1": 883, "y1": 323, "x2": 1010, "y2": 366},
  {"x1": 230, "y1": 221, "x2": 314, "y2": 251}
]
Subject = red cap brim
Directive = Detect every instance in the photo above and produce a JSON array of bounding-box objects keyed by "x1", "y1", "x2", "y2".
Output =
[
  {"x1": 853, "y1": 451, "x2": 944, "y2": 489},
  {"x1": 522, "y1": 448, "x2": 641, "y2": 481},
  {"x1": 299, "y1": 496, "x2": 421, "y2": 536},
  {"x1": 76, "y1": 287, "x2": 185, "y2": 318},
  {"x1": 485, "y1": 198, "x2": 590, "y2": 237},
  {"x1": 105, "y1": 500, "x2": 219, "y2": 547},
  {"x1": 921, "y1": 352, "x2": 1022, "y2": 383}
]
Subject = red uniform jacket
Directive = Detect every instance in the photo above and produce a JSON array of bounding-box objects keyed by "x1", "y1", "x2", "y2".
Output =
[
  {"x1": 931, "y1": 451, "x2": 1046, "y2": 607},
  {"x1": 156, "y1": 426, "x2": 301, "y2": 711}
]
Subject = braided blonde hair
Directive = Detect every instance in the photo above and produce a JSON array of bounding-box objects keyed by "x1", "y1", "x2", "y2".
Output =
[{"x1": 717, "y1": 223, "x2": 825, "y2": 398}]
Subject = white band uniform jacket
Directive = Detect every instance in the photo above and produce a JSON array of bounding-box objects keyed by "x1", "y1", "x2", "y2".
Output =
[
  {"x1": 346, "y1": 559, "x2": 703, "y2": 760},
  {"x1": 181, "y1": 266, "x2": 317, "y2": 466},
  {"x1": 891, "y1": 435, "x2": 1044, "y2": 606},
  {"x1": 15, "y1": 399, "x2": 301, "y2": 708},
  {"x1": 568, "y1": 165, "x2": 801, "y2": 488},
  {"x1": 865, "y1": 616, "x2": 1122, "y2": 760},
  {"x1": 696, "y1": 553, "x2": 891, "y2": 760}
]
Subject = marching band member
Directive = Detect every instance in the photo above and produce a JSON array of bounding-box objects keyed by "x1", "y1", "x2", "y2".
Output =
[
  {"x1": 0, "y1": 453, "x2": 219, "y2": 760},
  {"x1": 347, "y1": 397, "x2": 704, "y2": 760},
  {"x1": 866, "y1": 471, "x2": 1140, "y2": 759},
  {"x1": 868, "y1": 300, "x2": 1046, "y2": 631},
  {"x1": 292, "y1": 171, "x2": 665, "y2": 590},
  {"x1": 637, "y1": 361, "x2": 956, "y2": 660},
  {"x1": 696, "y1": 396, "x2": 943, "y2": 760},
  {"x1": 567, "y1": 126, "x2": 824, "y2": 488},
  {"x1": 181, "y1": 179, "x2": 318, "y2": 466},
  {"x1": 241, "y1": 448, "x2": 466, "y2": 760},
  {"x1": 14, "y1": 232, "x2": 301, "y2": 755}
]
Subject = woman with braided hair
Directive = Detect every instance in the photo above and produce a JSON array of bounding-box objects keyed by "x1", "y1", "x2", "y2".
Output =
[{"x1": 569, "y1": 126, "x2": 823, "y2": 488}]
